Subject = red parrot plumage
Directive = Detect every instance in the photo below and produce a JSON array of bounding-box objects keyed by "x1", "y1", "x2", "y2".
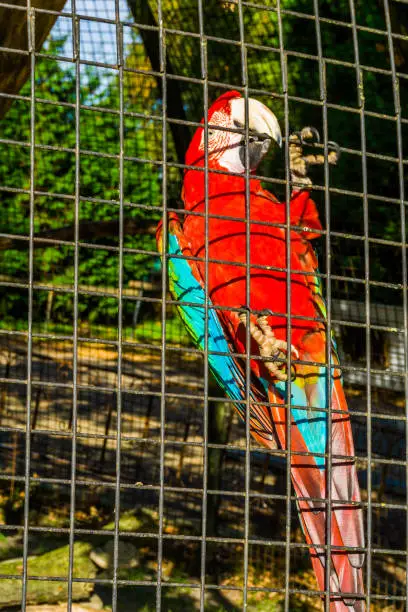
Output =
[{"x1": 158, "y1": 90, "x2": 365, "y2": 610}]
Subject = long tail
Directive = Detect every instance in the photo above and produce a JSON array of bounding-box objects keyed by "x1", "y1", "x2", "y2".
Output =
[{"x1": 265, "y1": 369, "x2": 365, "y2": 611}]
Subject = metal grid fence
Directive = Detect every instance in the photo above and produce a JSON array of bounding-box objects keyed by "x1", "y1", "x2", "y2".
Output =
[{"x1": 0, "y1": 0, "x2": 407, "y2": 610}]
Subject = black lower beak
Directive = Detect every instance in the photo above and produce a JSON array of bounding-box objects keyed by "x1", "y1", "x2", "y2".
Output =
[{"x1": 240, "y1": 137, "x2": 272, "y2": 171}]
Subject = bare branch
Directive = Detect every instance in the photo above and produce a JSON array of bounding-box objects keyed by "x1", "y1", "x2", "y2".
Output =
[{"x1": 0, "y1": 218, "x2": 157, "y2": 251}]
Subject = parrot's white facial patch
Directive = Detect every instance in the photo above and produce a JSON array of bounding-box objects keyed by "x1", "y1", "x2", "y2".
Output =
[{"x1": 198, "y1": 108, "x2": 245, "y2": 173}]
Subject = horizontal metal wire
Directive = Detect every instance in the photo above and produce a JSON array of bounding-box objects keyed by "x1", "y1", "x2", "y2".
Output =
[
  {"x1": 2, "y1": 166, "x2": 408, "y2": 210},
  {"x1": 0, "y1": 1, "x2": 407, "y2": 609},
  {"x1": 0, "y1": 0, "x2": 402, "y2": 45}
]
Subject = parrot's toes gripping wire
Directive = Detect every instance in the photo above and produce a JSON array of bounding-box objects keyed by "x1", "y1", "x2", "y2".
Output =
[
  {"x1": 289, "y1": 127, "x2": 341, "y2": 190},
  {"x1": 292, "y1": 126, "x2": 320, "y2": 147},
  {"x1": 238, "y1": 311, "x2": 299, "y2": 382},
  {"x1": 327, "y1": 140, "x2": 341, "y2": 164}
]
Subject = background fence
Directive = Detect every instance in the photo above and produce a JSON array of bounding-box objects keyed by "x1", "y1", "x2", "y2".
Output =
[{"x1": 0, "y1": 0, "x2": 407, "y2": 610}]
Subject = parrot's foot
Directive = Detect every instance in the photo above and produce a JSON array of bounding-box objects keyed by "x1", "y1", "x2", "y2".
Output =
[
  {"x1": 289, "y1": 127, "x2": 340, "y2": 190},
  {"x1": 239, "y1": 311, "x2": 299, "y2": 381}
]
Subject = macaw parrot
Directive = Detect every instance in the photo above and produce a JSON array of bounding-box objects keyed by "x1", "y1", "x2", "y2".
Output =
[{"x1": 156, "y1": 90, "x2": 365, "y2": 611}]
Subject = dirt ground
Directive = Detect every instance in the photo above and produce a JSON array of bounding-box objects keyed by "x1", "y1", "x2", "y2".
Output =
[{"x1": 0, "y1": 334, "x2": 406, "y2": 610}]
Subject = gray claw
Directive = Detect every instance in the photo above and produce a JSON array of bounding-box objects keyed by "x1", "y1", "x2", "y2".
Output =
[
  {"x1": 301, "y1": 127, "x2": 320, "y2": 146},
  {"x1": 328, "y1": 140, "x2": 341, "y2": 161},
  {"x1": 258, "y1": 309, "x2": 274, "y2": 317}
]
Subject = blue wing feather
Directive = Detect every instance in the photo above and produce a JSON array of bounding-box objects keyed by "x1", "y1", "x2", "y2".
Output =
[
  {"x1": 275, "y1": 374, "x2": 328, "y2": 469},
  {"x1": 158, "y1": 218, "x2": 278, "y2": 441},
  {"x1": 168, "y1": 233, "x2": 247, "y2": 407}
]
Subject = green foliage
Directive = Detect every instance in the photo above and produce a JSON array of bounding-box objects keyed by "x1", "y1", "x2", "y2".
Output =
[
  {"x1": 0, "y1": 38, "x2": 162, "y2": 326},
  {"x1": 1, "y1": 2, "x2": 407, "y2": 330}
]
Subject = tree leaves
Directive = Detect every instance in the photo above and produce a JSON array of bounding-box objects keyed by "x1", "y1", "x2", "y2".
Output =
[{"x1": 0, "y1": 38, "x2": 161, "y2": 325}]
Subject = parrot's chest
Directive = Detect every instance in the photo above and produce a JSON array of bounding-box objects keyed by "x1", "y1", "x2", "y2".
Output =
[
  {"x1": 184, "y1": 212, "x2": 289, "y2": 312},
  {"x1": 183, "y1": 202, "x2": 318, "y2": 336},
  {"x1": 181, "y1": 194, "x2": 323, "y2": 350}
]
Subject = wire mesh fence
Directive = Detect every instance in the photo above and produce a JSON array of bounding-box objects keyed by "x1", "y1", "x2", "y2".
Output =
[{"x1": 0, "y1": 0, "x2": 407, "y2": 610}]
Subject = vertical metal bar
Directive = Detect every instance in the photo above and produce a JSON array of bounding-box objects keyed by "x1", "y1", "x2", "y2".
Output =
[
  {"x1": 21, "y1": 1, "x2": 35, "y2": 607},
  {"x1": 236, "y1": 2, "x2": 251, "y2": 610},
  {"x1": 311, "y1": 4, "x2": 334, "y2": 609},
  {"x1": 157, "y1": 0, "x2": 166, "y2": 608},
  {"x1": 112, "y1": 3, "x2": 124, "y2": 611},
  {"x1": 5, "y1": 2, "x2": 404, "y2": 608},
  {"x1": 322, "y1": 62, "x2": 334, "y2": 612},
  {"x1": 196, "y1": 1, "x2": 209, "y2": 610},
  {"x1": 67, "y1": 5, "x2": 80, "y2": 609},
  {"x1": 274, "y1": 2, "x2": 292, "y2": 609},
  {"x1": 383, "y1": 1, "x2": 408, "y2": 607},
  {"x1": 347, "y1": 2, "x2": 371, "y2": 607}
]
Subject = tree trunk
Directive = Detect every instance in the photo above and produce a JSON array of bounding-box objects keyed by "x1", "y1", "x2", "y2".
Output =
[
  {"x1": 207, "y1": 389, "x2": 231, "y2": 538},
  {"x1": 126, "y1": 0, "x2": 191, "y2": 168},
  {"x1": 0, "y1": 542, "x2": 96, "y2": 608},
  {"x1": 0, "y1": 0, "x2": 67, "y2": 120}
]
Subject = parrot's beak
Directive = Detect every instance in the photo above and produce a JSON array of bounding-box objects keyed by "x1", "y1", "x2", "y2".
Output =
[{"x1": 230, "y1": 97, "x2": 282, "y2": 171}]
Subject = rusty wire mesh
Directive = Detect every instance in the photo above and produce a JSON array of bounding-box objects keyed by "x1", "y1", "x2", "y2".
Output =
[{"x1": 0, "y1": 0, "x2": 407, "y2": 610}]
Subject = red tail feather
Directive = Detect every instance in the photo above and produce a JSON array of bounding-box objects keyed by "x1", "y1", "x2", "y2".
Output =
[{"x1": 265, "y1": 379, "x2": 365, "y2": 611}]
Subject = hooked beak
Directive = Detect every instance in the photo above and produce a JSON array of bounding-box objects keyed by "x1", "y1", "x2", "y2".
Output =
[{"x1": 230, "y1": 97, "x2": 282, "y2": 170}]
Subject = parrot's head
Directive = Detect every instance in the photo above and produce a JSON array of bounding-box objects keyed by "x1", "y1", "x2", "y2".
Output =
[{"x1": 185, "y1": 90, "x2": 281, "y2": 174}]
